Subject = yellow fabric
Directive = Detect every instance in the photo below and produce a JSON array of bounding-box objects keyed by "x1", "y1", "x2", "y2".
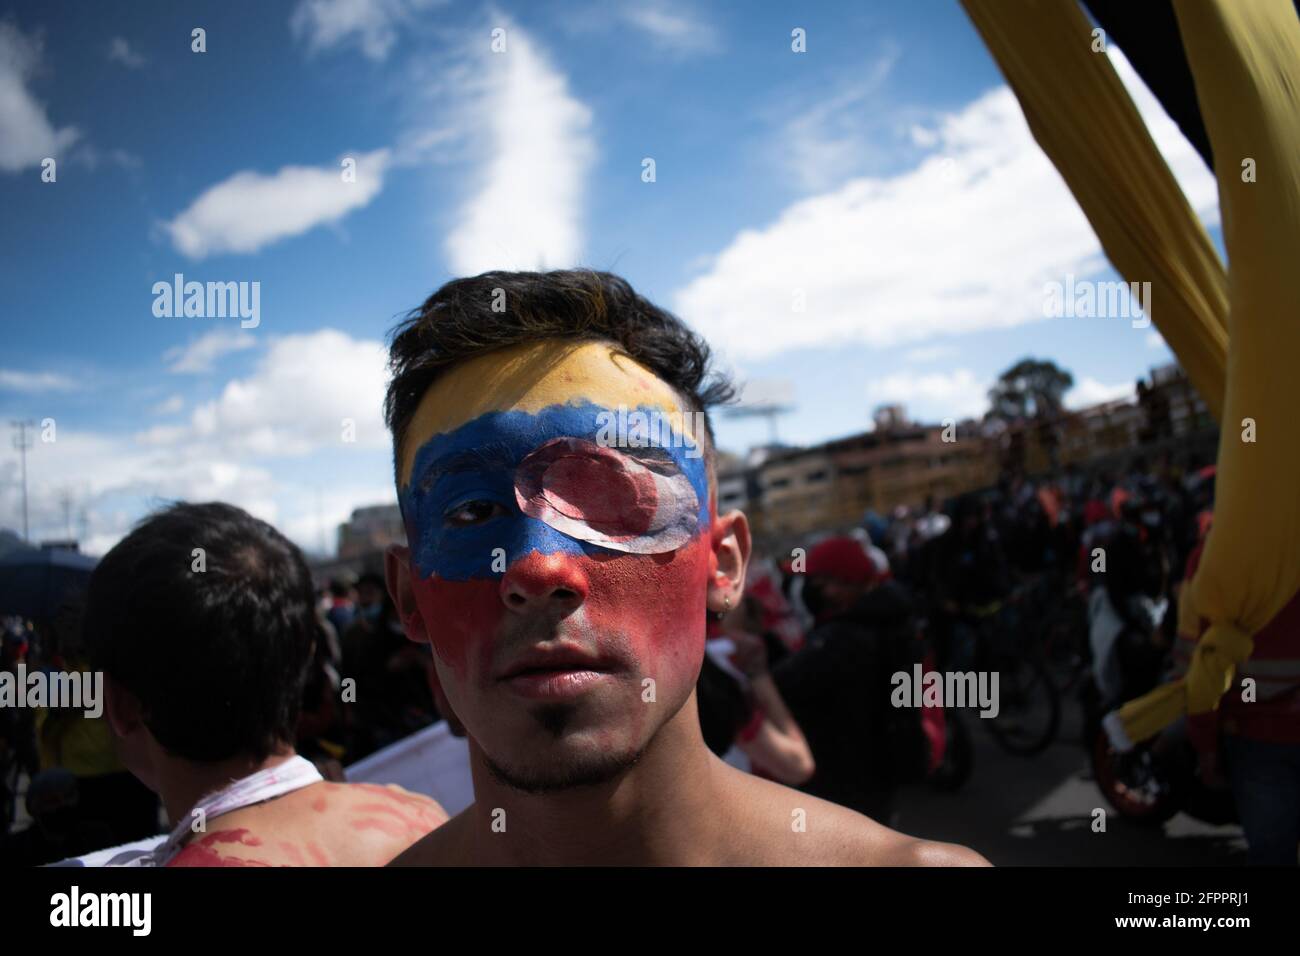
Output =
[
  {"x1": 36, "y1": 708, "x2": 126, "y2": 777},
  {"x1": 961, "y1": 0, "x2": 1229, "y2": 421},
  {"x1": 1122, "y1": 0, "x2": 1300, "y2": 741},
  {"x1": 964, "y1": 0, "x2": 1300, "y2": 744}
]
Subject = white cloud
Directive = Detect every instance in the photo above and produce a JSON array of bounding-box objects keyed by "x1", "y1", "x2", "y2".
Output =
[
  {"x1": 866, "y1": 368, "x2": 988, "y2": 422},
  {"x1": 443, "y1": 20, "x2": 594, "y2": 275},
  {"x1": 164, "y1": 329, "x2": 258, "y2": 374},
  {"x1": 620, "y1": 1, "x2": 718, "y2": 55},
  {"x1": 290, "y1": 0, "x2": 442, "y2": 61},
  {"x1": 0, "y1": 426, "x2": 280, "y2": 555},
  {"x1": 0, "y1": 330, "x2": 394, "y2": 556},
  {"x1": 151, "y1": 394, "x2": 185, "y2": 415},
  {"x1": 1066, "y1": 376, "x2": 1133, "y2": 409},
  {"x1": 107, "y1": 36, "x2": 145, "y2": 69},
  {"x1": 163, "y1": 149, "x2": 391, "y2": 258},
  {"x1": 774, "y1": 48, "x2": 899, "y2": 192},
  {"x1": 0, "y1": 369, "x2": 77, "y2": 392},
  {"x1": 903, "y1": 344, "x2": 957, "y2": 363},
  {"x1": 140, "y1": 329, "x2": 389, "y2": 457},
  {"x1": 0, "y1": 21, "x2": 79, "y2": 173},
  {"x1": 675, "y1": 48, "x2": 1220, "y2": 364}
]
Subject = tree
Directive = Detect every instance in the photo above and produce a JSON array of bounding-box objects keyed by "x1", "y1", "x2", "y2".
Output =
[{"x1": 986, "y1": 358, "x2": 1074, "y2": 423}]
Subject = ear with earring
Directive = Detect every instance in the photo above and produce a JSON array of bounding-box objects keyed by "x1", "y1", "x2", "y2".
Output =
[{"x1": 708, "y1": 594, "x2": 733, "y2": 623}]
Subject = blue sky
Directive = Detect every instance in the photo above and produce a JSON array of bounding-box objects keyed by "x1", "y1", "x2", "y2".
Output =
[{"x1": 0, "y1": 0, "x2": 1221, "y2": 555}]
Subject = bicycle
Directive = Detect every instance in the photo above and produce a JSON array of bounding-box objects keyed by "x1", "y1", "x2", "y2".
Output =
[{"x1": 956, "y1": 595, "x2": 1062, "y2": 757}]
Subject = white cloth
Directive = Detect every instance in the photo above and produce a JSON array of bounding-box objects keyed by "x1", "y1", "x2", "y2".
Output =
[
  {"x1": 345, "y1": 720, "x2": 475, "y2": 815},
  {"x1": 49, "y1": 755, "x2": 323, "y2": 867},
  {"x1": 1088, "y1": 587, "x2": 1127, "y2": 701}
]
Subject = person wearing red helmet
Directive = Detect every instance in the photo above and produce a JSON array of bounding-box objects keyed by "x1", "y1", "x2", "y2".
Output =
[{"x1": 774, "y1": 536, "x2": 930, "y2": 826}]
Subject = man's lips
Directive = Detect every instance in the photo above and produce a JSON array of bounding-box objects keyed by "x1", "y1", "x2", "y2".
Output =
[
  {"x1": 496, "y1": 642, "x2": 618, "y2": 681},
  {"x1": 495, "y1": 642, "x2": 624, "y2": 699}
]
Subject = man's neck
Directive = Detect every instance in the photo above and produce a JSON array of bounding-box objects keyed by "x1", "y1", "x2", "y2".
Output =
[
  {"x1": 157, "y1": 748, "x2": 297, "y2": 826},
  {"x1": 462, "y1": 703, "x2": 728, "y2": 865}
]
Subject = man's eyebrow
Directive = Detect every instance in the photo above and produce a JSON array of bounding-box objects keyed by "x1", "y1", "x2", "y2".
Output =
[{"x1": 415, "y1": 441, "x2": 518, "y2": 491}]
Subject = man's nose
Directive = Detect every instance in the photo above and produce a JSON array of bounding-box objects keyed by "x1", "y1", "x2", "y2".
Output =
[{"x1": 499, "y1": 551, "x2": 590, "y2": 615}]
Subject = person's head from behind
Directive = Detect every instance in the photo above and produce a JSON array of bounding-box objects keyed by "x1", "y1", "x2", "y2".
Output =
[
  {"x1": 356, "y1": 572, "x2": 387, "y2": 616},
  {"x1": 84, "y1": 502, "x2": 315, "y2": 791},
  {"x1": 383, "y1": 269, "x2": 749, "y2": 793}
]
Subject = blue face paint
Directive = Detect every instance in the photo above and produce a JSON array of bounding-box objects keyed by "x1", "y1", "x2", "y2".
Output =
[{"x1": 401, "y1": 401, "x2": 709, "y2": 582}]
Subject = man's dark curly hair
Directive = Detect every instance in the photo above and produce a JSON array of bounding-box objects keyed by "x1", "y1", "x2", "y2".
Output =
[{"x1": 384, "y1": 269, "x2": 735, "y2": 483}]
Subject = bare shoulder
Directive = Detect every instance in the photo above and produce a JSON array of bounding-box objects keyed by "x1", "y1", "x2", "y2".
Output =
[
  {"x1": 387, "y1": 805, "x2": 472, "y2": 866},
  {"x1": 883, "y1": 836, "x2": 991, "y2": 867},
  {"x1": 338, "y1": 781, "x2": 449, "y2": 826},
  {"x1": 727, "y1": 767, "x2": 990, "y2": 867}
]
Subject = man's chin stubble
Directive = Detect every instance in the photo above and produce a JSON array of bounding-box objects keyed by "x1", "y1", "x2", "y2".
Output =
[
  {"x1": 478, "y1": 701, "x2": 649, "y2": 793},
  {"x1": 483, "y1": 744, "x2": 647, "y2": 795}
]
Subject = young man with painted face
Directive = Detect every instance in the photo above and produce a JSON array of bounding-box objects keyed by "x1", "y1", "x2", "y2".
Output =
[{"x1": 385, "y1": 271, "x2": 987, "y2": 866}]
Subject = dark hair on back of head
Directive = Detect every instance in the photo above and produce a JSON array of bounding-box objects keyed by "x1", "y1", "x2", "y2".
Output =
[
  {"x1": 384, "y1": 269, "x2": 735, "y2": 477},
  {"x1": 83, "y1": 501, "x2": 316, "y2": 764}
]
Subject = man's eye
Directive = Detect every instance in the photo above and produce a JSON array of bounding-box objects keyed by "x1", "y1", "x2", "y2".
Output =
[{"x1": 445, "y1": 500, "x2": 506, "y2": 527}]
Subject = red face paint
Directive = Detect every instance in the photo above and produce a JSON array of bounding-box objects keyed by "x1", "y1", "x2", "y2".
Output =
[{"x1": 408, "y1": 519, "x2": 713, "y2": 783}]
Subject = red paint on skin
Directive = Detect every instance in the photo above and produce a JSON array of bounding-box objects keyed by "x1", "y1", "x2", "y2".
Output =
[
  {"x1": 412, "y1": 573, "x2": 505, "y2": 681},
  {"x1": 350, "y1": 816, "x2": 408, "y2": 838},
  {"x1": 198, "y1": 828, "x2": 262, "y2": 847},
  {"x1": 307, "y1": 843, "x2": 330, "y2": 866},
  {"x1": 356, "y1": 784, "x2": 429, "y2": 810},
  {"x1": 278, "y1": 842, "x2": 306, "y2": 865},
  {"x1": 411, "y1": 528, "x2": 712, "y2": 702},
  {"x1": 535, "y1": 450, "x2": 657, "y2": 536},
  {"x1": 578, "y1": 532, "x2": 712, "y2": 689},
  {"x1": 168, "y1": 846, "x2": 271, "y2": 867},
  {"x1": 353, "y1": 787, "x2": 443, "y2": 832},
  {"x1": 165, "y1": 828, "x2": 270, "y2": 867},
  {"x1": 356, "y1": 802, "x2": 425, "y2": 830},
  {"x1": 311, "y1": 796, "x2": 327, "y2": 813}
]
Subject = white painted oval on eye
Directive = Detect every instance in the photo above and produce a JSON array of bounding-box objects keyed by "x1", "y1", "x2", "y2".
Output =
[{"x1": 514, "y1": 437, "x2": 700, "y2": 554}]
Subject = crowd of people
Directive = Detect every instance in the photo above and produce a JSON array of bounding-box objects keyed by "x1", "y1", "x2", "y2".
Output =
[
  {"x1": 696, "y1": 448, "x2": 1300, "y2": 864},
  {"x1": 3, "y1": 436, "x2": 1289, "y2": 866},
  {"x1": 1, "y1": 269, "x2": 1293, "y2": 866}
]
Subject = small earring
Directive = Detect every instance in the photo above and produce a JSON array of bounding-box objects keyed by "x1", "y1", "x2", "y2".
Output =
[{"x1": 709, "y1": 595, "x2": 732, "y2": 623}]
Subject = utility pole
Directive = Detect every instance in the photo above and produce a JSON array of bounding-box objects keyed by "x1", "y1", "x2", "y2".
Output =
[
  {"x1": 10, "y1": 420, "x2": 35, "y2": 542},
  {"x1": 59, "y1": 487, "x2": 73, "y2": 540}
]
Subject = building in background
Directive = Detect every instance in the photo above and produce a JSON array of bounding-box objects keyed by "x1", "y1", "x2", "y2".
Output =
[
  {"x1": 337, "y1": 504, "x2": 405, "y2": 560},
  {"x1": 725, "y1": 363, "x2": 1217, "y2": 552}
]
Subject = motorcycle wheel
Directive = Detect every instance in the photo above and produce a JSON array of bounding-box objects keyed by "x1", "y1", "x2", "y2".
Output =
[
  {"x1": 987, "y1": 655, "x2": 1061, "y2": 756},
  {"x1": 1091, "y1": 730, "x2": 1180, "y2": 826}
]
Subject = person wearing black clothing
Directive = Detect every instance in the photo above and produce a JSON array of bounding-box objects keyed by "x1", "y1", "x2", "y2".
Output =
[{"x1": 774, "y1": 537, "x2": 925, "y2": 823}]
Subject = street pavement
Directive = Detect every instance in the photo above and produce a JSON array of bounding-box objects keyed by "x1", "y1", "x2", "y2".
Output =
[{"x1": 893, "y1": 695, "x2": 1248, "y2": 866}]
